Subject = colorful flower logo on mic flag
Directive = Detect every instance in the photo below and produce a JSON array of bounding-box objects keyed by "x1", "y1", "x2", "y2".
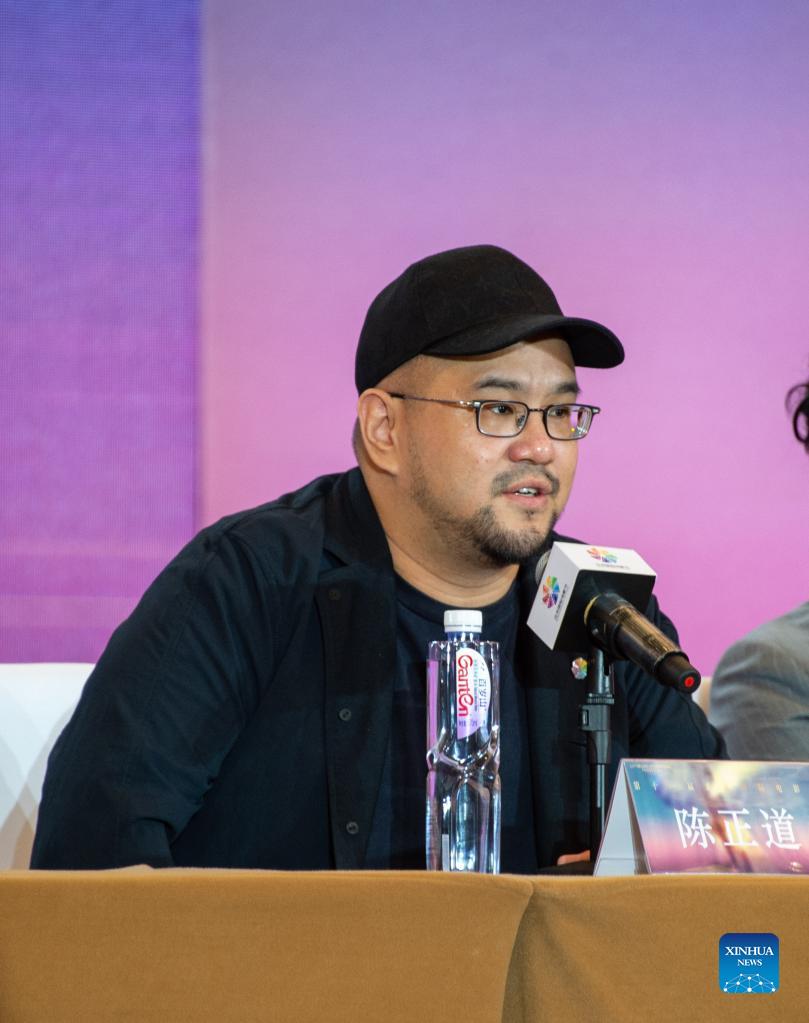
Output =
[
  {"x1": 542, "y1": 575, "x2": 560, "y2": 608},
  {"x1": 586, "y1": 546, "x2": 618, "y2": 564}
]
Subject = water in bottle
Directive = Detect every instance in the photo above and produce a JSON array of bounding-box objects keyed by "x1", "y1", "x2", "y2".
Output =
[{"x1": 426, "y1": 609, "x2": 500, "y2": 872}]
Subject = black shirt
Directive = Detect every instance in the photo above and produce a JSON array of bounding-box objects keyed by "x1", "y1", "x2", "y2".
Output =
[{"x1": 364, "y1": 575, "x2": 539, "y2": 873}]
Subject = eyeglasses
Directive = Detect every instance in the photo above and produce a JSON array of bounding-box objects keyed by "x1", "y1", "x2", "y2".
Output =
[{"x1": 387, "y1": 393, "x2": 600, "y2": 440}]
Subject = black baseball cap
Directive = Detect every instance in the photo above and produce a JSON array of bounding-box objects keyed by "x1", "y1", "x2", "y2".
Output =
[{"x1": 355, "y1": 244, "x2": 624, "y2": 392}]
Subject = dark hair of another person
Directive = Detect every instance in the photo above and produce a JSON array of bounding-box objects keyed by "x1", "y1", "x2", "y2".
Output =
[{"x1": 788, "y1": 376, "x2": 809, "y2": 453}]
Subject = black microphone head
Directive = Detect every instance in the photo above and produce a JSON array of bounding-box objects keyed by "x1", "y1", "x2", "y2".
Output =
[{"x1": 657, "y1": 653, "x2": 702, "y2": 694}]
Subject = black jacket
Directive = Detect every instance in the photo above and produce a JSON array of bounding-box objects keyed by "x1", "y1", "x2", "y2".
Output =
[{"x1": 31, "y1": 468, "x2": 724, "y2": 870}]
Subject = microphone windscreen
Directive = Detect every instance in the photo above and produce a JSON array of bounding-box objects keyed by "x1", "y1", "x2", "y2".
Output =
[{"x1": 534, "y1": 549, "x2": 551, "y2": 585}]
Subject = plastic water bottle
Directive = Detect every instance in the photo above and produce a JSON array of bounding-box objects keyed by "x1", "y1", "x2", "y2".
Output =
[{"x1": 426, "y1": 609, "x2": 500, "y2": 873}]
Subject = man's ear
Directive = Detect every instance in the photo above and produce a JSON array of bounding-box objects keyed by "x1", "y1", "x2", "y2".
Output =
[{"x1": 356, "y1": 389, "x2": 401, "y2": 475}]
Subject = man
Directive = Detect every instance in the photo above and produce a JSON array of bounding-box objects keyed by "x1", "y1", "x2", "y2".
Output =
[
  {"x1": 710, "y1": 374, "x2": 809, "y2": 759},
  {"x1": 31, "y1": 244, "x2": 723, "y2": 872}
]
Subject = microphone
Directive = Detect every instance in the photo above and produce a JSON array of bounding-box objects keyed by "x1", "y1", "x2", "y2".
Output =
[{"x1": 527, "y1": 543, "x2": 701, "y2": 694}]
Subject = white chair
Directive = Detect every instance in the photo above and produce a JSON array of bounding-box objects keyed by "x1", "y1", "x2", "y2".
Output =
[{"x1": 0, "y1": 663, "x2": 92, "y2": 869}]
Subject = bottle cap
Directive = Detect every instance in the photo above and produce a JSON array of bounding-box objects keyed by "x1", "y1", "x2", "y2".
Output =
[{"x1": 443, "y1": 609, "x2": 483, "y2": 632}]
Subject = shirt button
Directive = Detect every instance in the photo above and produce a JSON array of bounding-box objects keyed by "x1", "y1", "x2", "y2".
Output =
[
  {"x1": 346, "y1": 821, "x2": 360, "y2": 836},
  {"x1": 338, "y1": 707, "x2": 352, "y2": 722},
  {"x1": 328, "y1": 588, "x2": 341, "y2": 601}
]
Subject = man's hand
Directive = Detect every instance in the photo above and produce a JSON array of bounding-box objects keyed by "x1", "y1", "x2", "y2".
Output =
[{"x1": 556, "y1": 850, "x2": 591, "y2": 866}]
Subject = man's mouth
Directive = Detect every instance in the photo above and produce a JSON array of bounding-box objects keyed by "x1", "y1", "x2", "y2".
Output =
[
  {"x1": 499, "y1": 476, "x2": 557, "y2": 499},
  {"x1": 499, "y1": 480, "x2": 557, "y2": 510}
]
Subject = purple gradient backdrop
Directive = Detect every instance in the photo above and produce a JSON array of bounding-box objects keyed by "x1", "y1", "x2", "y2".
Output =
[
  {"x1": 1, "y1": 3, "x2": 199, "y2": 660},
  {"x1": 3, "y1": 3, "x2": 808, "y2": 675},
  {"x1": 203, "y1": 1, "x2": 809, "y2": 674}
]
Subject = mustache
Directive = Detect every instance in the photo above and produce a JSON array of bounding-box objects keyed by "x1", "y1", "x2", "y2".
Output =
[{"x1": 490, "y1": 469, "x2": 560, "y2": 498}]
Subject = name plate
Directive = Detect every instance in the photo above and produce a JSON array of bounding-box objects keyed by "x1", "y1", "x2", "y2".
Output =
[{"x1": 594, "y1": 759, "x2": 809, "y2": 876}]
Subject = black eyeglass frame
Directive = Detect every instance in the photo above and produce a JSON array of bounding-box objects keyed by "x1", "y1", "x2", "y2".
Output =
[{"x1": 386, "y1": 392, "x2": 601, "y2": 440}]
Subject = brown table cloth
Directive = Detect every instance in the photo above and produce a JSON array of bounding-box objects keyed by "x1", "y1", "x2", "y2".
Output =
[{"x1": 1, "y1": 869, "x2": 805, "y2": 1022}]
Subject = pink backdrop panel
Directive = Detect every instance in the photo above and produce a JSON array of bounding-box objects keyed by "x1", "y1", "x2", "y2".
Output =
[
  {"x1": 1, "y1": 2, "x2": 199, "y2": 662},
  {"x1": 202, "y1": 1, "x2": 809, "y2": 673}
]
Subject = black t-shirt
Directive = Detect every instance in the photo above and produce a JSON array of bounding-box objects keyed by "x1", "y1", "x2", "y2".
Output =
[{"x1": 364, "y1": 575, "x2": 539, "y2": 873}]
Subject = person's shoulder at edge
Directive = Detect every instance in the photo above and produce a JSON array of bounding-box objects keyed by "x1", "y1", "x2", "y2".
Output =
[
  {"x1": 710, "y1": 602, "x2": 809, "y2": 761},
  {"x1": 717, "y1": 601, "x2": 809, "y2": 662},
  {"x1": 712, "y1": 600, "x2": 809, "y2": 704}
]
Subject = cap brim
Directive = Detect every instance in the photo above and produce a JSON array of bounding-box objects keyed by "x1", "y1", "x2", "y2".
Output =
[{"x1": 422, "y1": 312, "x2": 624, "y2": 369}]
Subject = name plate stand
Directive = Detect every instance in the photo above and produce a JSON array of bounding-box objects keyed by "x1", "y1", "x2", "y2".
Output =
[{"x1": 595, "y1": 759, "x2": 809, "y2": 876}]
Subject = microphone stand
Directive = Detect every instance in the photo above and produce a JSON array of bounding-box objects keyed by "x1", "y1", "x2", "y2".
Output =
[{"x1": 579, "y1": 644, "x2": 615, "y2": 861}]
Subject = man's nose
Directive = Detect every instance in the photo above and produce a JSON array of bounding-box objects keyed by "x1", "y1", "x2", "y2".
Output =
[{"x1": 506, "y1": 411, "x2": 555, "y2": 462}]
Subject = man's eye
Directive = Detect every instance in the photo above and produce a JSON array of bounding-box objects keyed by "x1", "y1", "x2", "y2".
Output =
[
  {"x1": 487, "y1": 403, "x2": 518, "y2": 416},
  {"x1": 547, "y1": 405, "x2": 574, "y2": 419}
]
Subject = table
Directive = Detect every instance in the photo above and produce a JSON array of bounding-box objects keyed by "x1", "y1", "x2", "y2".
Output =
[{"x1": 1, "y1": 869, "x2": 805, "y2": 1022}]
